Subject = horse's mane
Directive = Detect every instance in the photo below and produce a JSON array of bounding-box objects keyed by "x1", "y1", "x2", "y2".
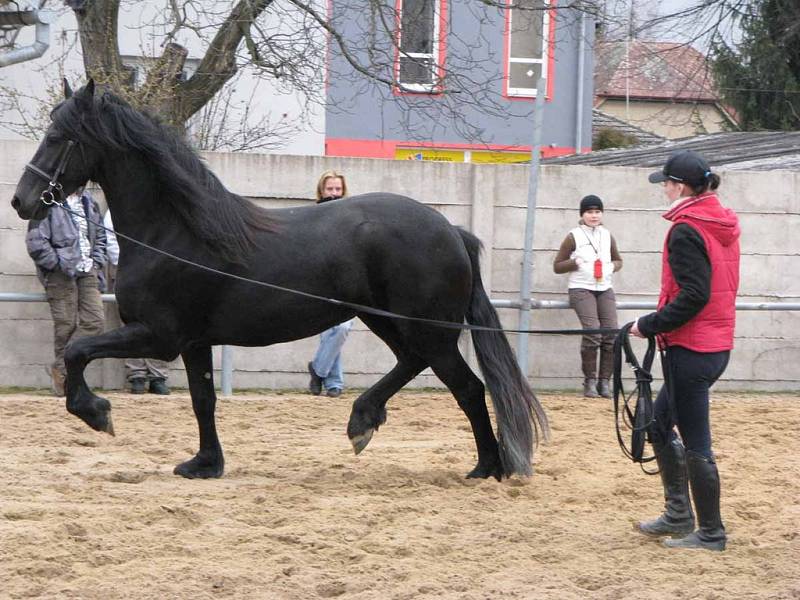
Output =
[{"x1": 53, "y1": 91, "x2": 277, "y2": 263}]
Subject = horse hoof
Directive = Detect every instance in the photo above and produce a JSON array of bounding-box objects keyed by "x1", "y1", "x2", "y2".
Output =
[
  {"x1": 466, "y1": 462, "x2": 503, "y2": 481},
  {"x1": 173, "y1": 455, "x2": 224, "y2": 479},
  {"x1": 101, "y1": 415, "x2": 115, "y2": 436},
  {"x1": 350, "y1": 428, "x2": 374, "y2": 455},
  {"x1": 68, "y1": 393, "x2": 115, "y2": 436}
]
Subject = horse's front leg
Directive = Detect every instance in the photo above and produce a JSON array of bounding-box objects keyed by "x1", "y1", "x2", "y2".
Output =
[
  {"x1": 173, "y1": 345, "x2": 224, "y2": 479},
  {"x1": 64, "y1": 322, "x2": 176, "y2": 435}
]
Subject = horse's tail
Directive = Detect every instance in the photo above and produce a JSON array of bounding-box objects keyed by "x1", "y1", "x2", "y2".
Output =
[{"x1": 457, "y1": 227, "x2": 550, "y2": 477}]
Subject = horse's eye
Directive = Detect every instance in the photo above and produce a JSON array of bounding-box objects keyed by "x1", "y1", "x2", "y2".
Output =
[{"x1": 45, "y1": 133, "x2": 63, "y2": 144}]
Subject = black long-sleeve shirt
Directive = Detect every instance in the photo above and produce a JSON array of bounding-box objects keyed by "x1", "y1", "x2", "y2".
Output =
[{"x1": 637, "y1": 224, "x2": 711, "y2": 336}]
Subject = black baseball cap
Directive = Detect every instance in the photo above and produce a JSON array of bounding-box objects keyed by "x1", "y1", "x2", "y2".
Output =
[{"x1": 648, "y1": 150, "x2": 711, "y2": 187}]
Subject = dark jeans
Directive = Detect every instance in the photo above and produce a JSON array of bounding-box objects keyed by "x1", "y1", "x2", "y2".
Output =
[
  {"x1": 654, "y1": 345, "x2": 730, "y2": 459},
  {"x1": 569, "y1": 287, "x2": 618, "y2": 379}
]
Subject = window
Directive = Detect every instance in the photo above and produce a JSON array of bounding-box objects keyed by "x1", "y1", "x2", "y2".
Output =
[
  {"x1": 506, "y1": 0, "x2": 549, "y2": 97},
  {"x1": 397, "y1": 0, "x2": 443, "y2": 92}
]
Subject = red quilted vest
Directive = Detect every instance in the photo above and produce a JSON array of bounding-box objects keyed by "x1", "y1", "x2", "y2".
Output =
[{"x1": 658, "y1": 192, "x2": 741, "y2": 352}]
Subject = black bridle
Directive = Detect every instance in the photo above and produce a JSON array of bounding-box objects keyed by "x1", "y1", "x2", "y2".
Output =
[
  {"x1": 612, "y1": 322, "x2": 659, "y2": 472},
  {"x1": 24, "y1": 139, "x2": 76, "y2": 206}
]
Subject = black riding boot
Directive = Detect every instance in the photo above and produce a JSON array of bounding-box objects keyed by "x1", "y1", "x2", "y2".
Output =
[
  {"x1": 638, "y1": 438, "x2": 695, "y2": 536},
  {"x1": 664, "y1": 451, "x2": 726, "y2": 551}
]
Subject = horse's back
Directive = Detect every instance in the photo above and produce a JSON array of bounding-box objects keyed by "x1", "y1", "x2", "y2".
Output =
[{"x1": 337, "y1": 193, "x2": 473, "y2": 316}]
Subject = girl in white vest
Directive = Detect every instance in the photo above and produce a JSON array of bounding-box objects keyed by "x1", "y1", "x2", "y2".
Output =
[{"x1": 553, "y1": 195, "x2": 623, "y2": 398}]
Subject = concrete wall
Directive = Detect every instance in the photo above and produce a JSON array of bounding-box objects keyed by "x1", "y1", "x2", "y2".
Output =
[{"x1": 1, "y1": 140, "x2": 798, "y2": 391}]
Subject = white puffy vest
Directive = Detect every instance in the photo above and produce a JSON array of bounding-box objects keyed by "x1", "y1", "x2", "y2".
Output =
[{"x1": 568, "y1": 225, "x2": 614, "y2": 291}]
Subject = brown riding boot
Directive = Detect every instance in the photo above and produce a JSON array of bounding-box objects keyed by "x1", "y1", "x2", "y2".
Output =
[
  {"x1": 583, "y1": 378, "x2": 600, "y2": 398},
  {"x1": 49, "y1": 365, "x2": 66, "y2": 397}
]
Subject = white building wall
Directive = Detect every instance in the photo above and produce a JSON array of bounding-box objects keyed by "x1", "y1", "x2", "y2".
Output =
[{"x1": 0, "y1": 3, "x2": 325, "y2": 155}]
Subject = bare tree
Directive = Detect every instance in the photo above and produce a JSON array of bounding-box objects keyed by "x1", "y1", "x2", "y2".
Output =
[{"x1": 192, "y1": 71, "x2": 310, "y2": 152}]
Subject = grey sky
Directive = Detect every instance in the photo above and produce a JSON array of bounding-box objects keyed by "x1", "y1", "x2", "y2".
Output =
[{"x1": 600, "y1": 0, "x2": 744, "y2": 52}]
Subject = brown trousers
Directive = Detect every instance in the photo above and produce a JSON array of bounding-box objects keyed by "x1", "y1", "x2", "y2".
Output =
[
  {"x1": 45, "y1": 270, "x2": 105, "y2": 375},
  {"x1": 568, "y1": 287, "x2": 618, "y2": 380}
]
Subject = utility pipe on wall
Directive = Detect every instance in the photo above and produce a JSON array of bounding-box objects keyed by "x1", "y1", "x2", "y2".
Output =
[
  {"x1": 0, "y1": 10, "x2": 56, "y2": 68},
  {"x1": 574, "y1": 12, "x2": 586, "y2": 154}
]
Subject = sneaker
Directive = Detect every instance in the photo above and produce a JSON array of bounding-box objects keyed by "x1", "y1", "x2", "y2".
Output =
[
  {"x1": 308, "y1": 362, "x2": 322, "y2": 396},
  {"x1": 148, "y1": 378, "x2": 171, "y2": 395},
  {"x1": 326, "y1": 388, "x2": 342, "y2": 398},
  {"x1": 129, "y1": 378, "x2": 146, "y2": 394},
  {"x1": 49, "y1": 365, "x2": 66, "y2": 397}
]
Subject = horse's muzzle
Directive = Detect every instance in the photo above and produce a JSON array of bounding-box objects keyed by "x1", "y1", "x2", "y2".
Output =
[{"x1": 11, "y1": 195, "x2": 44, "y2": 220}]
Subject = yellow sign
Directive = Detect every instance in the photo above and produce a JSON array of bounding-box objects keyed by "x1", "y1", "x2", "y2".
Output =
[
  {"x1": 396, "y1": 148, "x2": 465, "y2": 162},
  {"x1": 471, "y1": 151, "x2": 531, "y2": 164}
]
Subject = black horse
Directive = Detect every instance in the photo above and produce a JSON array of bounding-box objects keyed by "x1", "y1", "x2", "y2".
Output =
[{"x1": 11, "y1": 81, "x2": 549, "y2": 480}]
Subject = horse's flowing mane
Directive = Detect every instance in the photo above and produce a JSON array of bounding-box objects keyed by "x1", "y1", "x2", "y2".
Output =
[{"x1": 53, "y1": 91, "x2": 277, "y2": 263}]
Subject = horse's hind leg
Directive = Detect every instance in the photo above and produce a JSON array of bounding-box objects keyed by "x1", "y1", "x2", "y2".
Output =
[
  {"x1": 173, "y1": 345, "x2": 224, "y2": 479},
  {"x1": 64, "y1": 322, "x2": 176, "y2": 435},
  {"x1": 347, "y1": 356, "x2": 427, "y2": 453},
  {"x1": 425, "y1": 347, "x2": 502, "y2": 480},
  {"x1": 347, "y1": 314, "x2": 426, "y2": 453}
]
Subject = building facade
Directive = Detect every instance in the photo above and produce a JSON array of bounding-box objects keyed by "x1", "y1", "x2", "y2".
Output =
[
  {"x1": 593, "y1": 40, "x2": 738, "y2": 140},
  {"x1": 325, "y1": 0, "x2": 595, "y2": 163}
]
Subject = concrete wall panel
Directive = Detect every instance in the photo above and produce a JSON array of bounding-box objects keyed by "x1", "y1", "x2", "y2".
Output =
[{"x1": 0, "y1": 143, "x2": 797, "y2": 392}]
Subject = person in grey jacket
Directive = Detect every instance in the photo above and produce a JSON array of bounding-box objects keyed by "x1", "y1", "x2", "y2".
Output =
[{"x1": 26, "y1": 187, "x2": 107, "y2": 396}]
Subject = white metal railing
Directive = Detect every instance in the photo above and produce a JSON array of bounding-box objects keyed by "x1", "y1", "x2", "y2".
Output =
[{"x1": 2, "y1": 292, "x2": 799, "y2": 395}]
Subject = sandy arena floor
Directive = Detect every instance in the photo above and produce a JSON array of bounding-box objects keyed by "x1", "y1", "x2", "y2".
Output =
[{"x1": 1, "y1": 389, "x2": 798, "y2": 599}]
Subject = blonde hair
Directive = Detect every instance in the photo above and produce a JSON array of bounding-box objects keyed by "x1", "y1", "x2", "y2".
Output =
[{"x1": 315, "y1": 170, "x2": 348, "y2": 202}]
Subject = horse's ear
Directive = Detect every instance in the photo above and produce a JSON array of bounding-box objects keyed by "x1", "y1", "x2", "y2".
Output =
[
  {"x1": 74, "y1": 78, "x2": 96, "y2": 109},
  {"x1": 63, "y1": 78, "x2": 73, "y2": 99}
]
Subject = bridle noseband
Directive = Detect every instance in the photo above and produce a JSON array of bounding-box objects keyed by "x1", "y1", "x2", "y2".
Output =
[{"x1": 24, "y1": 139, "x2": 76, "y2": 206}]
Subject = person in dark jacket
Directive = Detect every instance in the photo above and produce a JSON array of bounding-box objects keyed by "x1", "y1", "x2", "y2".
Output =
[
  {"x1": 631, "y1": 150, "x2": 740, "y2": 551},
  {"x1": 26, "y1": 187, "x2": 107, "y2": 396}
]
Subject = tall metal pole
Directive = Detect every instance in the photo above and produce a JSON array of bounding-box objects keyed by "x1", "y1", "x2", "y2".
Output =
[
  {"x1": 516, "y1": 77, "x2": 547, "y2": 373},
  {"x1": 220, "y1": 345, "x2": 233, "y2": 396}
]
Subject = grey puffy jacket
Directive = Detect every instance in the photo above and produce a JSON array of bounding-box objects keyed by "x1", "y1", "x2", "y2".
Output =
[{"x1": 26, "y1": 193, "x2": 107, "y2": 287}]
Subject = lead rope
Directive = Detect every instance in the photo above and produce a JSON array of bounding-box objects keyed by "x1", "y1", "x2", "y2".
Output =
[
  {"x1": 612, "y1": 322, "x2": 658, "y2": 473},
  {"x1": 52, "y1": 202, "x2": 620, "y2": 338}
]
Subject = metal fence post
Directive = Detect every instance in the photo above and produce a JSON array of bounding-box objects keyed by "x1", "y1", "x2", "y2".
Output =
[
  {"x1": 220, "y1": 345, "x2": 233, "y2": 396},
  {"x1": 517, "y1": 77, "x2": 547, "y2": 374}
]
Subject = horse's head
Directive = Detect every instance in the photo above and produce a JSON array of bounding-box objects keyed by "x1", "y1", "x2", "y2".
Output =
[{"x1": 11, "y1": 79, "x2": 101, "y2": 220}]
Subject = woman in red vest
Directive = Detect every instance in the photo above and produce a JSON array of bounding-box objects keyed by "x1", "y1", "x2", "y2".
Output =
[{"x1": 631, "y1": 150, "x2": 740, "y2": 551}]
